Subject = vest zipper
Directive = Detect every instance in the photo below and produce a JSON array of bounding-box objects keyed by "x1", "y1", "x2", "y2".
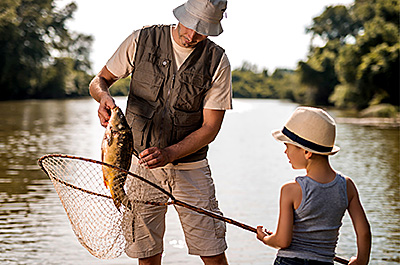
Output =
[{"x1": 158, "y1": 73, "x2": 175, "y2": 147}]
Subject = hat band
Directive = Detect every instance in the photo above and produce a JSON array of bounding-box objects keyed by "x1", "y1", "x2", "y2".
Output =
[{"x1": 282, "y1": 127, "x2": 333, "y2": 153}]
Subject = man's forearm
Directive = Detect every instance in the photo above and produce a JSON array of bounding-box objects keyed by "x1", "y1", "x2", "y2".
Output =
[
  {"x1": 89, "y1": 76, "x2": 112, "y2": 103},
  {"x1": 89, "y1": 66, "x2": 118, "y2": 103},
  {"x1": 165, "y1": 124, "x2": 218, "y2": 162}
]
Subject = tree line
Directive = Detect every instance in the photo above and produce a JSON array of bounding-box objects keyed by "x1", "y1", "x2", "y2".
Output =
[
  {"x1": 1, "y1": 0, "x2": 398, "y2": 114},
  {"x1": 1, "y1": 0, "x2": 93, "y2": 100},
  {"x1": 233, "y1": 0, "x2": 399, "y2": 112}
]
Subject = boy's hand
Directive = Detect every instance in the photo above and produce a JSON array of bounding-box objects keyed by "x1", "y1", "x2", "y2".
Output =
[
  {"x1": 256, "y1": 226, "x2": 270, "y2": 243},
  {"x1": 348, "y1": 256, "x2": 368, "y2": 265}
]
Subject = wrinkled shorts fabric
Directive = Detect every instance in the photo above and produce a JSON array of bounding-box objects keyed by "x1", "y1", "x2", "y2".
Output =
[
  {"x1": 124, "y1": 157, "x2": 227, "y2": 259},
  {"x1": 274, "y1": 256, "x2": 333, "y2": 265}
]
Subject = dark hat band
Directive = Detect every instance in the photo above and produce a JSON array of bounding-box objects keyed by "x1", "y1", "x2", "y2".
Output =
[{"x1": 282, "y1": 127, "x2": 333, "y2": 153}]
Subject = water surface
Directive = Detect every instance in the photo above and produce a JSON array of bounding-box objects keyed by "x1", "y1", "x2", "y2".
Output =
[{"x1": 0, "y1": 98, "x2": 398, "y2": 264}]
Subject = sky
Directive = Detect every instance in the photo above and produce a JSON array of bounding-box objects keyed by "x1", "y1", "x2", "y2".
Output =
[{"x1": 56, "y1": 0, "x2": 354, "y2": 74}]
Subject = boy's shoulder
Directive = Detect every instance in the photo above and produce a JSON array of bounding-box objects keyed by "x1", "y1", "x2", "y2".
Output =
[
  {"x1": 281, "y1": 180, "x2": 301, "y2": 194},
  {"x1": 281, "y1": 180, "x2": 302, "y2": 208}
]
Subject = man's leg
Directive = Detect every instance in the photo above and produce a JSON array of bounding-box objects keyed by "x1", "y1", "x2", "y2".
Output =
[
  {"x1": 139, "y1": 253, "x2": 162, "y2": 265},
  {"x1": 201, "y1": 252, "x2": 229, "y2": 265},
  {"x1": 172, "y1": 166, "x2": 228, "y2": 263}
]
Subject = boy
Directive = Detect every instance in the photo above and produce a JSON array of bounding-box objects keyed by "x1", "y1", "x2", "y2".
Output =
[{"x1": 257, "y1": 106, "x2": 371, "y2": 265}]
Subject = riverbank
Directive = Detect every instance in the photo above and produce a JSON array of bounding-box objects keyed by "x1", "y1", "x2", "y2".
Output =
[
  {"x1": 336, "y1": 116, "x2": 400, "y2": 128},
  {"x1": 329, "y1": 104, "x2": 400, "y2": 128}
]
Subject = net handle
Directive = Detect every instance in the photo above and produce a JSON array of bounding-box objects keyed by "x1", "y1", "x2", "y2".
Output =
[
  {"x1": 37, "y1": 154, "x2": 257, "y2": 231},
  {"x1": 38, "y1": 154, "x2": 348, "y2": 264}
]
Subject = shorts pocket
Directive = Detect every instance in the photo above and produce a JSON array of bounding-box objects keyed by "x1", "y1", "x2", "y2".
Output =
[{"x1": 210, "y1": 199, "x2": 226, "y2": 238}]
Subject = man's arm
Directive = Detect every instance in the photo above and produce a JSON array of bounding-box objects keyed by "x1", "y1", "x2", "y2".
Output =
[
  {"x1": 138, "y1": 109, "x2": 225, "y2": 168},
  {"x1": 89, "y1": 66, "x2": 119, "y2": 127}
]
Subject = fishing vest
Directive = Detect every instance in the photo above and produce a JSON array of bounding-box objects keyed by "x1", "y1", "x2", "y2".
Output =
[{"x1": 125, "y1": 25, "x2": 224, "y2": 163}]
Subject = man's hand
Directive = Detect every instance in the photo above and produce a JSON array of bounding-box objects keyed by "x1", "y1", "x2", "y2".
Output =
[
  {"x1": 138, "y1": 147, "x2": 172, "y2": 169},
  {"x1": 98, "y1": 93, "x2": 116, "y2": 127},
  {"x1": 89, "y1": 66, "x2": 119, "y2": 127}
]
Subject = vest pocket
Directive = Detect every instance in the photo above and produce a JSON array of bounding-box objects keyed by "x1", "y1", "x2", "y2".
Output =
[
  {"x1": 172, "y1": 110, "x2": 203, "y2": 143},
  {"x1": 131, "y1": 70, "x2": 164, "y2": 102},
  {"x1": 174, "y1": 72, "x2": 209, "y2": 112},
  {"x1": 126, "y1": 100, "x2": 156, "y2": 153}
]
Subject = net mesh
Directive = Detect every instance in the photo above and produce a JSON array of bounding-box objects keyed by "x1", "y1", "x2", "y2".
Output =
[
  {"x1": 39, "y1": 154, "x2": 171, "y2": 259},
  {"x1": 40, "y1": 155, "x2": 130, "y2": 259}
]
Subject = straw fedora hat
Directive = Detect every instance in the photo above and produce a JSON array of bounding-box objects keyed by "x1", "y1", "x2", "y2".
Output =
[
  {"x1": 173, "y1": 0, "x2": 227, "y2": 36},
  {"x1": 272, "y1": 106, "x2": 340, "y2": 155}
]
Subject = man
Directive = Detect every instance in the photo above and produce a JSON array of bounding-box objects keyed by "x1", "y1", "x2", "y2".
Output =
[{"x1": 89, "y1": 0, "x2": 231, "y2": 264}]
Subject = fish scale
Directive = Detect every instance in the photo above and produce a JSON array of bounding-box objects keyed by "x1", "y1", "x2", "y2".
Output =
[{"x1": 101, "y1": 106, "x2": 134, "y2": 211}]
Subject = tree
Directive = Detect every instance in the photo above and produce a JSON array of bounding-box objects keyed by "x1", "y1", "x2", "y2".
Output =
[
  {"x1": 299, "y1": 5, "x2": 354, "y2": 106},
  {"x1": 333, "y1": 0, "x2": 399, "y2": 108},
  {"x1": 0, "y1": 0, "x2": 93, "y2": 100},
  {"x1": 231, "y1": 62, "x2": 299, "y2": 100},
  {"x1": 301, "y1": 0, "x2": 399, "y2": 109},
  {"x1": 307, "y1": 5, "x2": 360, "y2": 44}
]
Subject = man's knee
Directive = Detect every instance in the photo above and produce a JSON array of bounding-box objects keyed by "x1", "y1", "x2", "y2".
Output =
[
  {"x1": 138, "y1": 253, "x2": 162, "y2": 265},
  {"x1": 200, "y1": 252, "x2": 228, "y2": 265}
]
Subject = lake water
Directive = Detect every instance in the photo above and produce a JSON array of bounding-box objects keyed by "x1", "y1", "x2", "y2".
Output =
[{"x1": 0, "y1": 97, "x2": 398, "y2": 264}]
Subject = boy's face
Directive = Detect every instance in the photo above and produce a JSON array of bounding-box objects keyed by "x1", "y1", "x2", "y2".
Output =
[{"x1": 284, "y1": 143, "x2": 307, "y2": 170}]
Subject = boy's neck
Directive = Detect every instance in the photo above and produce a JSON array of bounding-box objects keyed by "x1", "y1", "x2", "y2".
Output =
[{"x1": 306, "y1": 157, "x2": 336, "y2": 184}]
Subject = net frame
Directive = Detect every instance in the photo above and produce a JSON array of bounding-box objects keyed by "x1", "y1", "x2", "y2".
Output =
[{"x1": 37, "y1": 154, "x2": 348, "y2": 264}]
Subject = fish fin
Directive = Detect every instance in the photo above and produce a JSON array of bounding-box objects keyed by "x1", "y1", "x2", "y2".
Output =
[
  {"x1": 109, "y1": 184, "x2": 123, "y2": 212},
  {"x1": 102, "y1": 167, "x2": 110, "y2": 189},
  {"x1": 107, "y1": 130, "x2": 114, "y2": 146},
  {"x1": 113, "y1": 198, "x2": 122, "y2": 212},
  {"x1": 103, "y1": 177, "x2": 109, "y2": 189}
]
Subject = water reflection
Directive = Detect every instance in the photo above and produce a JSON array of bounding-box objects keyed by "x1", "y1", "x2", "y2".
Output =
[
  {"x1": 0, "y1": 98, "x2": 399, "y2": 264},
  {"x1": 333, "y1": 124, "x2": 400, "y2": 263}
]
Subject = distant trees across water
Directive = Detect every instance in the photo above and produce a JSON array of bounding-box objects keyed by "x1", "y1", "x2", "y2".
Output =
[
  {"x1": 233, "y1": 0, "x2": 399, "y2": 111},
  {"x1": 1, "y1": 0, "x2": 398, "y2": 114},
  {"x1": 0, "y1": 1, "x2": 93, "y2": 100}
]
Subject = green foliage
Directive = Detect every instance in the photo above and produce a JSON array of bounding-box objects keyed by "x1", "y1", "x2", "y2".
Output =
[
  {"x1": 307, "y1": 5, "x2": 360, "y2": 43},
  {"x1": 232, "y1": 63, "x2": 301, "y2": 101},
  {"x1": 301, "y1": 0, "x2": 399, "y2": 109},
  {"x1": 110, "y1": 77, "x2": 131, "y2": 96},
  {"x1": 0, "y1": 0, "x2": 93, "y2": 100}
]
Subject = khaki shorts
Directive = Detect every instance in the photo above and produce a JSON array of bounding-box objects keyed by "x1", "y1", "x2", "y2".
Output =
[{"x1": 124, "y1": 157, "x2": 227, "y2": 259}]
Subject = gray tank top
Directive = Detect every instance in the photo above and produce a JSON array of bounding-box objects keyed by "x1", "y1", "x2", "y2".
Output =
[{"x1": 277, "y1": 173, "x2": 348, "y2": 263}]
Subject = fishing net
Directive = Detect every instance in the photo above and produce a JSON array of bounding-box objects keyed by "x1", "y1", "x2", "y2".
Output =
[
  {"x1": 39, "y1": 155, "x2": 127, "y2": 259},
  {"x1": 38, "y1": 154, "x2": 257, "y2": 259},
  {"x1": 38, "y1": 154, "x2": 169, "y2": 259}
]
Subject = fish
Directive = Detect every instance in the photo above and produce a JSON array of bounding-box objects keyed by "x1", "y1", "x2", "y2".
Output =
[{"x1": 101, "y1": 106, "x2": 134, "y2": 211}]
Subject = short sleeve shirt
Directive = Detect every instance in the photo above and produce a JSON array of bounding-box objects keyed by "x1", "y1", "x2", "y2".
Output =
[{"x1": 106, "y1": 25, "x2": 232, "y2": 110}]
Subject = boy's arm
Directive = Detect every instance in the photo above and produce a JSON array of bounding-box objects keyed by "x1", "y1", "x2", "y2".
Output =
[
  {"x1": 257, "y1": 181, "x2": 300, "y2": 248},
  {"x1": 346, "y1": 177, "x2": 371, "y2": 265}
]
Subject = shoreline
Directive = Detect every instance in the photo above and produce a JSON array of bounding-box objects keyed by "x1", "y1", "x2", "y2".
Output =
[{"x1": 336, "y1": 117, "x2": 400, "y2": 128}]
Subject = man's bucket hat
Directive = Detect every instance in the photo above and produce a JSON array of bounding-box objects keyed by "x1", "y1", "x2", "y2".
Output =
[
  {"x1": 272, "y1": 106, "x2": 340, "y2": 155},
  {"x1": 173, "y1": 0, "x2": 227, "y2": 36}
]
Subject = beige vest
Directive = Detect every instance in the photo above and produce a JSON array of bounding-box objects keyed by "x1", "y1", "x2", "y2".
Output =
[{"x1": 126, "y1": 25, "x2": 224, "y2": 163}]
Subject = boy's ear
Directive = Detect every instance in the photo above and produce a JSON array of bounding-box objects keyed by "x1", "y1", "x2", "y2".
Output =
[{"x1": 304, "y1": 150, "x2": 313, "y2": 159}]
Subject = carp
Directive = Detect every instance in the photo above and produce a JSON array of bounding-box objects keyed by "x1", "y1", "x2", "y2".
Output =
[{"x1": 101, "y1": 106, "x2": 133, "y2": 211}]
